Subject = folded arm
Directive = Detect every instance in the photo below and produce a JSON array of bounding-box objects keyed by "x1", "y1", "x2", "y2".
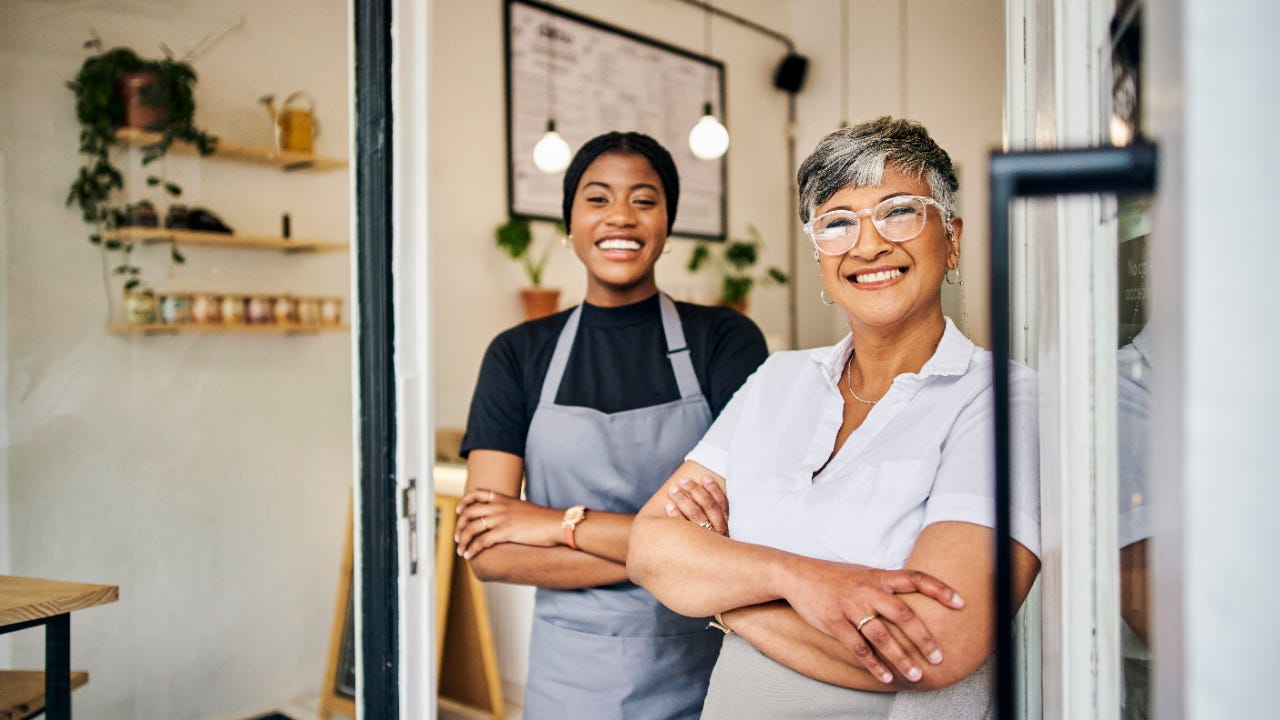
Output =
[
  {"x1": 719, "y1": 523, "x2": 1040, "y2": 691},
  {"x1": 460, "y1": 449, "x2": 632, "y2": 588},
  {"x1": 629, "y1": 461, "x2": 969, "y2": 687}
]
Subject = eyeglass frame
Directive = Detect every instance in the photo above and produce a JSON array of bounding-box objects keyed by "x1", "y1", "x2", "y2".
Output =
[{"x1": 803, "y1": 195, "x2": 954, "y2": 256}]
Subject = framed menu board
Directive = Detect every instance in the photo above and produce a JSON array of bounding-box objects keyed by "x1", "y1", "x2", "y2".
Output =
[{"x1": 505, "y1": 0, "x2": 727, "y2": 240}]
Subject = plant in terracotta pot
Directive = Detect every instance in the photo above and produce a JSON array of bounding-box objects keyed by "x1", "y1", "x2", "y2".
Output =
[
  {"x1": 687, "y1": 224, "x2": 788, "y2": 314},
  {"x1": 65, "y1": 35, "x2": 217, "y2": 295},
  {"x1": 496, "y1": 216, "x2": 562, "y2": 320}
]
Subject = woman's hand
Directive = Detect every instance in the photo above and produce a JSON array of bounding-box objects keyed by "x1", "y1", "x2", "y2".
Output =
[
  {"x1": 663, "y1": 474, "x2": 729, "y2": 536},
  {"x1": 781, "y1": 558, "x2": 965, "y2": 685},
  {"x1": 455, "y1": 488, "x2": 562, "y2": 559}
]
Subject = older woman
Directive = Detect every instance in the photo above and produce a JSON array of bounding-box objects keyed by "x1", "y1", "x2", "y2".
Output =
[
  {"x1": 629, "y1": 117, "x2": 1040, "y2": 718},
  {"x1": 455, "y1": 131, "x2": 767, "y2": 719}
]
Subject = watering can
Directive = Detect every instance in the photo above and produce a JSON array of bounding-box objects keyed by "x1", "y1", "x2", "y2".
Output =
[{"x1": 259, "y1": 92, "x2": 319, "y2": 154}]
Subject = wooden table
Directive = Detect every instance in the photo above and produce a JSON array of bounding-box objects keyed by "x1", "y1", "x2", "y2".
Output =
[{"x1": 0, "y1": 576, "x2": 118, "y2": 720}]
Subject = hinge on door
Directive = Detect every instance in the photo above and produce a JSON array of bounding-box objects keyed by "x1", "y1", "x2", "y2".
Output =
[{"x1": 402, "y1": 477, "x2": 419, "y2": 576}]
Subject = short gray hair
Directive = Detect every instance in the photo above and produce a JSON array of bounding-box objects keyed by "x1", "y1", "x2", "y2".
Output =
[{"x1": 797, "y1": 117, "x2": 959, "y2": 223}]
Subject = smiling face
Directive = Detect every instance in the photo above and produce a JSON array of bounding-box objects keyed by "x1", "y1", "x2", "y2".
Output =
[
  {"x1": 569, "y1": 151, "x2": 669, "y2": 306},
  {"x1": 817, "y1": 165, "x2": 963, "y2": 333}
]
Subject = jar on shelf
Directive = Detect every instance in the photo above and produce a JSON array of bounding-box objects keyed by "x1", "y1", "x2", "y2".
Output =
[
  {"x1": 320, "y1": 297, "x2": 343, "y2": 326},
  {"x1": 246, "y1": 295, "x2": 274, "y2": 324},
  {"x1": 272, "y1": 295, "x2": 297, "y2": 325},
  {"x1": 220, "y1": 295, "x2": 246, "y2": 324},
  {"x1": 158, "y1": 293, "x2": 191, "y2": 325},
  {"x1": 296, "y1": 297, "x2": 322, "y2": 325},
  {"x1": 190, "y1": 293, "x2": 221, "y2": 324},
  {"x1": 125, "y1": 290, "x2": 157, "y2": 325}
]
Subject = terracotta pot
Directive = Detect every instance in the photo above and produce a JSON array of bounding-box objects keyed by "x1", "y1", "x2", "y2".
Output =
[
  {"x1": 520, "y1": 287, "x2": 560, "y2": 321},
  {"x1": 722, "y1": 298, "x2": 748, "y2": 315},
  {"x1": 118, "y1": 71, "x2": 166, "y2": 130}
]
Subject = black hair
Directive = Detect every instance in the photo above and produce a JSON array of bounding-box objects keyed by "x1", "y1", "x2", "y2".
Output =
[{"x1": 561, "y1": 131, "x2": 680, "y2": 233}]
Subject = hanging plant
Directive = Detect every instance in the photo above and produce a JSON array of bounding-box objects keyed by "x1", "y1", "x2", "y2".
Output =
[{"x1": 65, "y1": 35, "x2": 217, "y2": 291}]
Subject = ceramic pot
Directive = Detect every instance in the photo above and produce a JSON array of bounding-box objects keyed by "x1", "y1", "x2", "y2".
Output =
[
  {"x1": 520, "y1": 287, "x2": 560, "y2": 321},
  {"x1": 118, "y1": 72, "x2": 166, "y2": 130}
]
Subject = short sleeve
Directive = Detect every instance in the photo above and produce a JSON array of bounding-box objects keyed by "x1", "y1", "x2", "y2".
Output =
[
  {"x1": 923, "y1": 364, "x2": 1041, "y2": 558},
  {"x1": 460, "y1": 331, "x2": 533, "y2": 458},
  {"x1": 702, "y1": 309, "x2": 768, "y2": 418},
  {"x1": 686, "y1": 360, "x2": 763, "y2": 478}
]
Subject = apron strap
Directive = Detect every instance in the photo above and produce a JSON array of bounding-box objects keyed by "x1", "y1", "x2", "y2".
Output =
[
  {"x1": 539, "y1": 296, "x2": 701, "y2": 404},
  {"x1": 539, "y1": 304, "x2": 583, "y2": 404},
  {"x1": 659, "y1": 294, "x2": 702, "y2": 400}
]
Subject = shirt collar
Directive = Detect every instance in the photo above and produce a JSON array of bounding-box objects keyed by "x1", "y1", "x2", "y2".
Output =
[{"x1": 808, "y1": 317, "x2": 975, "y2": 385}]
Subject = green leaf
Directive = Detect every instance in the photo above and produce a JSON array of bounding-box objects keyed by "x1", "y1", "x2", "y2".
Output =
[
  {"x1": 163, "y1": 182, "x2": 182, "y2": 196},
  {"x1": 103, "y1": 239, "x2": 122, "y2": 250},
  {"x1": 146, "y1": 176, "x2": 161, "y2": 186},
  {"x1": 687, "y1": 244, "x2": 710, "y2": 273},
  {"x1": 124, "y1": 279, "x2": 141, "y2": 291},
  {"x1": 89, "y1": 234, "x2": 102, "y2": 245},
  {"x1": 171, "y1": 247, "x2": 185, "y2": 264},
  {"x1": 767, "y1": 267, "x2": 789, "y2": 284}
]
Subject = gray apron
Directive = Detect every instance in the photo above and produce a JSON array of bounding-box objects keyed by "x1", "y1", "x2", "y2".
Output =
[{"x1": 522, "y1": 294, "x2": 721, "y2": 720}]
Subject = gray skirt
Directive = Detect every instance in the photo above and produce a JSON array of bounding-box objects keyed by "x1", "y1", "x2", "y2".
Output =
[{"x1": 701, "y1": 634, "x2": 994, "y2": 720}]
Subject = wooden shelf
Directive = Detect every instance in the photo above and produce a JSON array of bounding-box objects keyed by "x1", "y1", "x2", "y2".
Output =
[
  {"x1": 108, "y1": 323, "x2": 349, "y2": 337},
  {"x1": 115, "y1": 127, "x2": 347, "y2": 172},
  {"x1": 108, "y1": 227, "x2": 347, "y2": 253}
]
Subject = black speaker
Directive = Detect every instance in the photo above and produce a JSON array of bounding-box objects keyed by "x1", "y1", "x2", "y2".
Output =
[{"x1": 773, "y1": 53, "x2": 809, "y2": 94}]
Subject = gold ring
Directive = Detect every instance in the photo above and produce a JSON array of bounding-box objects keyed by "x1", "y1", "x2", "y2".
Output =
[
  {"x1": 855, "y1": 614, "x2": 877, "y2": 632},
  {"x1": 480, "y1": 516, "x2": 490, "y2": 530},
  {"x1": 487, "y1": 489, "x2": 495, "y2": 502},
  {"x1": 698, "y1": 521, "x2": 714, "y2": 530}
]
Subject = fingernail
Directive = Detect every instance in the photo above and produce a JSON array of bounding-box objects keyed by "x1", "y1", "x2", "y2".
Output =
[
  {"x1": 665, "y1": 502, "x2": 676, "y2": 514},
  {"x1": 929, "y1": 650, "x2": 943, "y2": 664},
  {"x1": 668, "y1": 486, "x2": 678, "y2": 495},
  {"x1": 679, "y1": 477, "x2": 691, "y2": 487},
  {"x1": 453, "y1": 534, "x2": 458, "y2": 543},
  {"x1": 951, "y1": 592, "x2": 965, "y2": 607},
  {"x1": 700, "y1": 476, "x2": 715, "y2": 486},
  {"x1": 907, "y1": 667, "x2": 922, "y2": 682},
  {"x1": 879, "y1": 672, "x2": 893, "y2": 684}
]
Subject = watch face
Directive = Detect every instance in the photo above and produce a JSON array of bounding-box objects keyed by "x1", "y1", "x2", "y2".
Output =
[{"x1": 564, "y1": 505, "x2": 585, "y2": 525}]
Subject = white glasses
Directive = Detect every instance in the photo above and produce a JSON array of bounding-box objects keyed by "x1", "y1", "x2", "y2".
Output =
[{"x1": 804, "y1": 195, "x2": 950, "y2": 255}]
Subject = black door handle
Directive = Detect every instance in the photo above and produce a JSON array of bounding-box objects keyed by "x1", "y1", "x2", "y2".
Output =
[{"x1": 987, "y1": 142, "x2": 1158, "y2": 720}]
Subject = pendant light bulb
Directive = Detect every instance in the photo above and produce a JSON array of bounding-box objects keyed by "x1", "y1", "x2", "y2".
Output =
[
  {"x1": 533, "y1": 120, "x2": 572, "y2": 173},
  {"x1": 688, "y1": 103, "x2": 729, "y2": 160}
]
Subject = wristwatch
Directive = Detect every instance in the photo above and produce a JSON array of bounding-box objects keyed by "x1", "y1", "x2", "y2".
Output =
[{"x1": 562, "y1": 505, "x2": 588, "y2": 549}]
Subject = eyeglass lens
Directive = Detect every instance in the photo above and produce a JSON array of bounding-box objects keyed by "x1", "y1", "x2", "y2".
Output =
[{"x1": 809, "y1": 196, "x2": 931, "y2": 254}]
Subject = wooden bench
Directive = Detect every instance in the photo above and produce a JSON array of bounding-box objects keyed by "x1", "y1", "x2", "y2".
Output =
[{"x1": 0, "y1": 671, "x2": 88, "y2": 720}]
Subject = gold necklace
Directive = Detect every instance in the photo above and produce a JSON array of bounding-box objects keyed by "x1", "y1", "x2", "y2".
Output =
[{"x1": 845, "y1": 353, "x2": 880, "y2": 405}]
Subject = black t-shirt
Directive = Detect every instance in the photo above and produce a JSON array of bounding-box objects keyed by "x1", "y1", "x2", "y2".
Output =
[{"x1": 461, "y1": 293, "x2": 768, "y2": 459}]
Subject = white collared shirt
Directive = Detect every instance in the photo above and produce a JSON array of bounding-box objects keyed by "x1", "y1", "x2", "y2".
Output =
[{"x1": 688, "y1": 318, "x2": 1040, "y2": 568}]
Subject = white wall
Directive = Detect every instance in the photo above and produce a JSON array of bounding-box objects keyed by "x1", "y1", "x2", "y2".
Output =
[
  {"x1": 792, "y1": 0, "x2": 1005, "y2": 350},
  {"x1": 0, "y1": 1, "x2": 352, "y2": 717}
]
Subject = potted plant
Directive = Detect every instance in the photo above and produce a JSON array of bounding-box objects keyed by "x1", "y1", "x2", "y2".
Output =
[
  {"x1": 687, "y1": 224, "x2": 788, "y2": 313},
  {"x1": 496, "y1": 216, "x2": 561, "y2": 320},
  {"x1": 65, "y1": 34, "x2": 217, "y2": 297}
]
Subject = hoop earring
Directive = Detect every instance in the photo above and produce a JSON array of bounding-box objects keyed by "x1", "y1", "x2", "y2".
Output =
[
  {"x1": 662, "y1": 242, "x2": 673, "y2": 255},
  {"x1": 562, "y1": 234, "x2": 572, "y2": 248},
  {"x1": 820, "y1": 288, "x2": 835, "y2": 305},
  {"x1": 945, "y1": 267, "x2": 960, "y2": 285}
]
